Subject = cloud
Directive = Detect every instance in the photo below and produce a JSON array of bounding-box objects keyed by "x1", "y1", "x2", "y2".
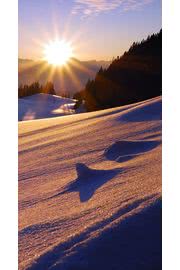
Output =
[{"x1": 72, "y1": 0, "x2": 153, "y2": 17}]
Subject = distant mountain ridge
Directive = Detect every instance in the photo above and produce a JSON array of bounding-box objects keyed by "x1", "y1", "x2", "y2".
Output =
[{"x1": 18, "y1": 58, "x2": 111, "y2": 97}]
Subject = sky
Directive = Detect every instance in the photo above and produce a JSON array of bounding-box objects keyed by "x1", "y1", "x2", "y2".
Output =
[{"x1": 19, "y1": 0, "x2": 161, "y2": 61}]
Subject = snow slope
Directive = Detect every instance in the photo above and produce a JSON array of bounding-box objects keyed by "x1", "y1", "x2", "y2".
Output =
[
  {"x1": 19, "y1": 96, "x2": 162, "y2": 270},
  {"x1": 18, "y1": 94, "x2": 77, "y2": 121}
]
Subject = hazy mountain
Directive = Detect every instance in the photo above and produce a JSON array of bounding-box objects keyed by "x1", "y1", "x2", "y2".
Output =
[{"x1": 18, "y1": 58, "x2": 111, "y2": 97}]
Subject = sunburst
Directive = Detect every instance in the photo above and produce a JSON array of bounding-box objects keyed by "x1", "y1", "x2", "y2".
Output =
[{"x1": 43, "y1": 40, "x2": 73, "y2": 66}]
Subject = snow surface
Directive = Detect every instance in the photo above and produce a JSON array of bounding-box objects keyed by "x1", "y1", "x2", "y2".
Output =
[
  {"x1": 19, "y1": 96, "x2": 162, "y2": 270},
  {"x1": 18, "y1": 94, "x2": 77, "y2": 121}
]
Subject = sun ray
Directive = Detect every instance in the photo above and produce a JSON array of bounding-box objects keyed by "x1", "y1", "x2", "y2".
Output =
[
  {"x1": 64, "y1": 64, "x2": 83, "y2": 92},
  {"x1": 33, "y1": 61, "x2": 50, "y2": 82},
  {"x1": 70, "y1": 58, "x2": 94, "y2": 77},
  {"x1": 46, "y1": 65, "x2": 56, "y2": 83}
]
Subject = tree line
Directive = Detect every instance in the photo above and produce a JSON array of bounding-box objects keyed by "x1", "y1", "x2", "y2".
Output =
[
  {"x1": 74, "y1": 30, "x2": 162, "y2": 111},
  {"x1": 18, "y1": 81, "x2": 56, "y2": 98}
]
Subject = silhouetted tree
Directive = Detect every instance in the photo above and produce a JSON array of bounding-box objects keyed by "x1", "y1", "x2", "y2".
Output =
[
  {"x1": 18, "y1": 81, "x2": 56, "y2": 98},
  {"x1": 76, "y1": 29, "x2": 162, "y2": 111},
  {"x1": 43, "y1": 82, "x2": 55, "y2": 95}
]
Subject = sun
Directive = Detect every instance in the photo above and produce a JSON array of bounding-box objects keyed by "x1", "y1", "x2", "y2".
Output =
[{"x1": 44, "y1": 40, "x2": 73, "y2": 66}]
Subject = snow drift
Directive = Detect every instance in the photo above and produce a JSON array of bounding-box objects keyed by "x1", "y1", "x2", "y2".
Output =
[{"x1": 19, "y1": 96, "x2": 162, "y2": 270}]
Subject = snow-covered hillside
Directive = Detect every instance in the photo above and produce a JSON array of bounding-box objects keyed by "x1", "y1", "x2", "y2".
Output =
[
  {"x1": 18, "y1": 94, "x2": 77, "y2": 121},
  {"x1": 19, "y1": 96, "x2": 162, "y2": 270}
]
